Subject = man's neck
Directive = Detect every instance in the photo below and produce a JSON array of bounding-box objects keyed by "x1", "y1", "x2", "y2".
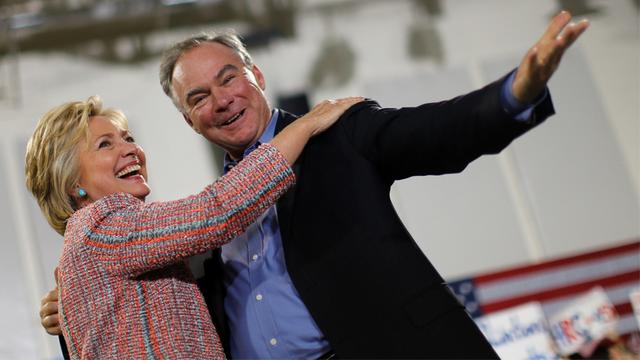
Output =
[{"x1": 227, "y1": 151, "x2": 244, "y2": 162}]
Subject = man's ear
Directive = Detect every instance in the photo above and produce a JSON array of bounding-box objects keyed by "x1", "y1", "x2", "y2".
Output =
[
  {"x1": 182, "y1": 113, "x2": 199, "y2": 133},
  {"x1": 252, "y1": 64, "x2": 266, "y2": 91}
]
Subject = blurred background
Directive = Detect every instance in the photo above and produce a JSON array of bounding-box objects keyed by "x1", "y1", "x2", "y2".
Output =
[{"x1": 0, "y1": 0, "x2": 637, "y2": 359}]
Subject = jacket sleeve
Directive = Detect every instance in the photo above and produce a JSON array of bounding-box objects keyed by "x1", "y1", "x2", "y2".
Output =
[
  {"x1": 76, "y1": 143, "x2": 294, "y2": 277},
  {"x1": 340, "y1": 73, "x2": 555, "y2": 181}
]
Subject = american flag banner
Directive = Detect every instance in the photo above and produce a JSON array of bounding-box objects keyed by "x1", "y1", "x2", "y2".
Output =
[{"x1": 448, "y1": 240, "x2": 640, "y2": 338}]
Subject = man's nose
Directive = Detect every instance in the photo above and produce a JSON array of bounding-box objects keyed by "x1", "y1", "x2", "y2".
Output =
[{"x1": 212, "y1": 87, "x2": 233, "y2": 111}]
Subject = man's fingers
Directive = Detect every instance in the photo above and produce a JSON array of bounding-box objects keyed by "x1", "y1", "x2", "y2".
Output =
[
  {"x1": 41, "y1": 313, "x2": 60, "y2": 328},
  {"x1": 40, "y1": 298, "x2": 62, "y2": 336},
  {"x1": 543, "y1": 19, "x2": 588, "y2": 71},
  {"x1": 41, "y1": 313, "x2": 61, "y2": 336},
  {"x1": 540, "y1": 11, "x2": 572, "y2": 43},
  {"x1": 40, "y1": 288, "x2": 58, "y2": 306},
  {"x1": 45, "y1": 326, "x2": 61, "y2": 336},
  {"x1": 39, "y1": 300, "x2": 59, "y2": 318},
  {"x1": 559, "y1": 20, "x2": 590, "y2": 50}
]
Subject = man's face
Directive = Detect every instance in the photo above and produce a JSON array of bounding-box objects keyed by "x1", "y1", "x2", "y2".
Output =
[{"x1": 171, "y1": 42, "x2": 271, "y2": 159}]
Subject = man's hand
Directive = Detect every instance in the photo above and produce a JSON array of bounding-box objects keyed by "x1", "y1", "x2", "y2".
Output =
[
  {"x1": 512, "y1": 11, "x2": 589, "y2": 104},
  {"x1": 40, "y1": 287, "x2": 61, "y2": 335},
  {"x1": 40, "y1": 267, "x2": 61, "y2": 336}
]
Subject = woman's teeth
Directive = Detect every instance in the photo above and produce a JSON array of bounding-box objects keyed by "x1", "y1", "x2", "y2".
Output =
[{"x1": 116, "y1": 164, "x2": 141, "y2": 178}]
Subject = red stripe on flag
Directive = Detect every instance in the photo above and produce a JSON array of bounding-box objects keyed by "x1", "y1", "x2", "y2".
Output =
[
  {"x1": 474, "y1": 240, "x2": 639, "y2": 285},
  {"x1": 480, "y1": 270, "x2": 640, "y2": 313},
  {"x1": 615, "y1": 302, "x2": 634, "y2": 317}
]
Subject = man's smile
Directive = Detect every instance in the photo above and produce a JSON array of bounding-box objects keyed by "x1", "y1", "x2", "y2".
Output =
[{"x1": 220, "y1": 109, "x2": 246, "y2": 127}]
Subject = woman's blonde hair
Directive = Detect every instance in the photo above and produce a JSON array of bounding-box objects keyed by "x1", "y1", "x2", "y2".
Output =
[{"x1": 25, "y1": 96, "x2": 128, "y2": 235}]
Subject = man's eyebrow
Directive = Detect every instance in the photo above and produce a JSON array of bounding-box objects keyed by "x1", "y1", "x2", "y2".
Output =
[
  {"x1": 215, "y1": 64, "x2": 239, "y2": 81},
  {"x1": 185, "y1": 86, "x2": 206, "y2": 104},
  {"x1": 185, "y1": 64, "x2": 239, "y2": 104}
]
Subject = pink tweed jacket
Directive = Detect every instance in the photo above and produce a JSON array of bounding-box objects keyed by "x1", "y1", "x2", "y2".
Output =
[{"x1": 59, "y1": 144, "x2": 294, "y2": 359}]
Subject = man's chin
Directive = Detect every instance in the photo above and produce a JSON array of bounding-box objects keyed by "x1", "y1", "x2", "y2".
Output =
[{"x1": 203, "y1": 129, "x2": 261, "y2": 156}]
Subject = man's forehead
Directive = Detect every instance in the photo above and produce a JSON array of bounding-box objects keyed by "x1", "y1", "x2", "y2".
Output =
[{"x1": 173, "y1": 43, "x2": 241, "y2": 82}]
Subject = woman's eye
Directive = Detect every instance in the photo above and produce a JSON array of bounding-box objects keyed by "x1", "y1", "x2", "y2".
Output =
[
  {"x1": 126, "y1": 136, "x2": 135, "y2": 143},
  {"x1": 98, "y1": 140, "x2": 111, "y2": 149}
]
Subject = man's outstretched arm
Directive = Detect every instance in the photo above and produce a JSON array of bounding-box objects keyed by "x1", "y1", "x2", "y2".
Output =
[{"x1": 342, "y1": 10, "x2": 589, "y2": 180}]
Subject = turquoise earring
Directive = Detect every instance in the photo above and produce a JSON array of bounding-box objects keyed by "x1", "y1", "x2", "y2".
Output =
[{"x1": 78, "y1": 188, "x2": 87, "y2": 197}]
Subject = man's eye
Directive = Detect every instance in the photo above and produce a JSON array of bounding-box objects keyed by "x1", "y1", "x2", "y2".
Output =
[
  {"x1": 193, "y1": 96, "x2": 206, "y2": 105},
  {"x1": 222, "y1": 75, "x2": 235, "y2": 85}
]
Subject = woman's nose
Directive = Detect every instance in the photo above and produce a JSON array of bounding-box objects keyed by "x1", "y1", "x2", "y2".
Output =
[{"x1": 121, "y1": 140, "x2": 140, "y2": 158}]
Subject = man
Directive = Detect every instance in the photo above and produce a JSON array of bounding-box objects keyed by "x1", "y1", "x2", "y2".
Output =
[{"x1": 41, "y1": 11, "x2": 588, "y2": 358}]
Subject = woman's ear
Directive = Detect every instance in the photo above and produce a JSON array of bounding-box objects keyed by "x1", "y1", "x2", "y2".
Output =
[{"x1": 70, "y1": 186, "x2": 88, "y2": 209}]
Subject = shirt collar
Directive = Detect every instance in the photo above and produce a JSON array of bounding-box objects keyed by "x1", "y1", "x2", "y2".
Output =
[{"x1": 223, "y1": 109, "x2": 278, "y2": 173}]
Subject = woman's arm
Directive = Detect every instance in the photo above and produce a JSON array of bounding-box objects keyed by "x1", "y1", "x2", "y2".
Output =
[{"x1": 77, "y1": 97, "x2": 363, "y2": 277}]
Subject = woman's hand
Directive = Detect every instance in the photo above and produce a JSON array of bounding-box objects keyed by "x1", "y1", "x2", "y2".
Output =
[
  {"x1": 300, "y1": 97, "x2": 365, "y2": 136},
  {"x1": 270, "y1": 96, "x2": 364, "y2": 165}
]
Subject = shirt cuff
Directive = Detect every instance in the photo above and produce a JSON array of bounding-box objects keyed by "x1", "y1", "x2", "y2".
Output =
[{"x1": 501, "y1": 69, "x2": 549, "y2": 122}]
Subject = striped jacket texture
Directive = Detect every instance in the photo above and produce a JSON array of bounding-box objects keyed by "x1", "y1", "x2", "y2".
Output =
[{"x1": 58, "y1": 144, "x2": 294, "y2": 359}]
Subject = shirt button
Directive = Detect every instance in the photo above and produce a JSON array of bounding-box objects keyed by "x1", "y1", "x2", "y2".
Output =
[
  {"x1": 256, "y1": 294, "x2": 263, "y2": 301},
  {"x1": 270, "y1": 338, "x2": 277, "y2": 346},
  {"x1": 252, "y1": 254, "x2": 259, "y2": 261}
]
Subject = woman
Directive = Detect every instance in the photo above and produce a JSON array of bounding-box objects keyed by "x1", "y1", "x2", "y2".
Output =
[{"x1": 25, "y1": 95, "x2": 362, "y2": 359}]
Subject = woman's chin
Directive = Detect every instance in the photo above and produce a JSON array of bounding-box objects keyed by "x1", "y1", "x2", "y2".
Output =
[{"x1": 134, "y1": 187, "x2": 151, "y2": 202}]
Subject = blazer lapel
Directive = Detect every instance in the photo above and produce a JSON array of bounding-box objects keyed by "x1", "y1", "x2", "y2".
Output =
[{"x1": 275, "y1": 109, "x2": 302, "y2": 245}]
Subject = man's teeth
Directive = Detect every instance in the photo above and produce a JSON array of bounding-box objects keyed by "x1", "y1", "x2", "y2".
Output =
[
  {"x1": 116, "y1": 164, "x2": 141, "y2": 178},
  {"x1": 224, "y1": 112, "x2": 242, "y2": 125}
]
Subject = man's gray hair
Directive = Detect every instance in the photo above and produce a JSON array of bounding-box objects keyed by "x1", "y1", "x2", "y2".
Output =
[{"x1": 159, "y1": 31, "x2": 254, "y2": 112}]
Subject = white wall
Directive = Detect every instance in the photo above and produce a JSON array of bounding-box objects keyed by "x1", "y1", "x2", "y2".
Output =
[{"x1": 0, "y1": 0, "x2": 637, "y2": 358}]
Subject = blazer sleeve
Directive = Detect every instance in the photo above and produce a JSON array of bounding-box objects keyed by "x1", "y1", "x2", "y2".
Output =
[
  {"x1": 340, "y1": 73, "x2": 555, "y2": 181},
  {"x1": 72, "y1": 143, "x2": 294, "y2": 277}
]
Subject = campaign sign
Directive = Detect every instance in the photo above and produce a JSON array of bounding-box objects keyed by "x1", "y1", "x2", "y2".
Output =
[
  {"x1": 475, "y1": 302, "x2": 559, "y2": 360},
  {"x1": 548, "y1": 286, "x2": 618, "y2": 356}
]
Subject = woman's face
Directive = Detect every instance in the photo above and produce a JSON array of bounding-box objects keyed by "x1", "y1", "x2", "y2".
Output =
[{"x1": 75, "y1": 115, "x2": 150, "y2": 206}]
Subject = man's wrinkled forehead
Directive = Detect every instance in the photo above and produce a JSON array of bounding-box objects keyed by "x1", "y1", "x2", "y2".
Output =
[{"x1": 173, "y1": 43, "x2": 241, "y2": 83}]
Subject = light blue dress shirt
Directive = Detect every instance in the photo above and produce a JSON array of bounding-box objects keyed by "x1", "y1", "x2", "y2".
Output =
[{"x1": 222, "y1": 110, "x2": 331, "y2": 359}]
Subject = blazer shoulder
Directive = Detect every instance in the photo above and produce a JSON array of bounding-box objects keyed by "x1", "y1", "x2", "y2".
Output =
[
  {"x1": 276, "y1": 99, "x2": 382, "y2": 130},
  {"x1": 340, "y1": 99, "x2": 381, "y2": 119}
]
